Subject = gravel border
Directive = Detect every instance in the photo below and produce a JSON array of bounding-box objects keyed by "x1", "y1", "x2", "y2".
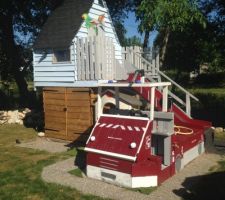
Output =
[
  {"x1": 17, "y1": 137, "x2": 70, "y2": 153},
  {"x1": 41, "y1": 152, "x2": 223, "y2": 200}
]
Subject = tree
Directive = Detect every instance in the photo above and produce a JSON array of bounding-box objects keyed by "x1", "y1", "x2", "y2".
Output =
[
  {"x1": 160, "y1": 0, "x2": 225, "y2": 72},
  {"x1": 136, "y1": 0, "x2": 206, "y2": 65},
  {"x1": 124, "y1": 36, "x2": 143, "y2": 47},
  {"x1": 0, "y1": 0, "x2": 62, "y2": 106}
]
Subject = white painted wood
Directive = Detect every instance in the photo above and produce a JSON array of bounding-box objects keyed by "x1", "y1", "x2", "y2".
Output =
[
  {"x1": 100, "y1": 114, "x2": 149, "y2": 121},
  {"x1": 85, "y1": 37, "x2": 90, "y2": 80},
  {"x1": 85, "y1": 147, "x2": 136, "y2": 161},
  {"x1": 87, "y1": 165, "x2": 158, "y2": 188},
  {"x1": 76, "y1": 39, "x2": 81, "y2": 80},
  {"x1": 186, "y1": 94, "x2": 191, "y2": 117},
  {"x1": 180, "y1": 142, "x2": 204, "y2": 170},
  {"x1": 35, "y1": 72, "x2": 73, "y2": 77},
  {"x1": 98, "y1": 82, "x2": 171, "y2": 87},
  {"x1": 34, "y1": 80, "x2": 99, "y2": 87},
  {"x1": 132, "y1": 176, "x2": 158, "y2": 187},
  {"x1": 162, "y1": 86, "x2": 168, "y2": 112},
  {"x1": 34, "y1": 66, "x2": 75, "y2": 72},
  {"x1": 97, "y1": 86, "x2": 102, "y2": 119},
  {"x1": 34, "y1": 76, "x2": 74, "y2": 82},
  {"x1": 115, "y1": 87, "x2": 119, "y2": 109},
  {"x1": 150, "y1": 87, "x2": 155, "y2": 121}
]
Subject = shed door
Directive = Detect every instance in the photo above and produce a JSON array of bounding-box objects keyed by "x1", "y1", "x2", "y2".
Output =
[
  {"x1": 66, "y1": 88, "x2": 93, "y2": 141},
  {"x1": 43, "y1": 87, "x2": 95, "y2": 141},
  {"x1": 43, "y1": 87, "x2": 67, "y2": 139}
]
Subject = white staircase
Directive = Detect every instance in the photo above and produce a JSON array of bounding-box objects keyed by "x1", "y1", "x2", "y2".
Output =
[{"x1": 123, "y1": 47, "x2": 199, "y2": 117}]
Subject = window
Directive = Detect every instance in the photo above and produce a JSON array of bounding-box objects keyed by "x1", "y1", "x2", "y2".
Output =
[{"x1": 53, "y1": 49, "x2": 70, "y2": 63}]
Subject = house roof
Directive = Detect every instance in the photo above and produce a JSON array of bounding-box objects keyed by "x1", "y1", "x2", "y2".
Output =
[{"x1": 33, "y1": 0, "x2": 93, "y2": 49}]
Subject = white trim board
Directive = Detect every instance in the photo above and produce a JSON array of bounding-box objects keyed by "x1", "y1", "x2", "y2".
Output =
[
  {"x1": 84, "y1": 147, "x2": 136, "y2": 161},
  {"x1": 86, "y1": 165, "x2": 158, "y2": 188}
]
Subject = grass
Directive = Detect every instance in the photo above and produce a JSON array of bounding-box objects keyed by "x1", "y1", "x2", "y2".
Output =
[
  {"x1": 129, "y1": 187, "x2": 156, "y2": 195},
  {"x1": 0, "y1": 124, "x2": 107, "y2": 200},
  {"x1": 69, "y1": 168, "x2": 84, "y2": 178},
  {"x1": 188, "y1": 88, "x2": 225, "y2": 96}
]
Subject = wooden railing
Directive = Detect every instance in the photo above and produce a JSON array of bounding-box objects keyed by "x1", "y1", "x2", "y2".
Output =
[
  {"x1": 122, "y1": 46, "x2": 160, "y2": 78},
  {"x1": 76, "y1": 36, "x2": 127, "y2": 81},
  {"x1": 124, "y1": 48, "x2": 198, "y2": 117},
  {"x1": 76, "y1": 36, "x2": 197, "y2": 116},
  {"x1": 157, "y1": 70, "x2": 199, "y2": 116}
]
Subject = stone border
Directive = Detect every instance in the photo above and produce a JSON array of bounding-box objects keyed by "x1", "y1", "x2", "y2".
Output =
[{"x1": 41, "y1": 153, "x2": 223, "y2": 200}]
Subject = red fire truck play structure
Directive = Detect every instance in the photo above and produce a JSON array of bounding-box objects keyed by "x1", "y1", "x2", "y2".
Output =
[{"x1": 84, "y1": 74, "x2": 212, "y2": 188}]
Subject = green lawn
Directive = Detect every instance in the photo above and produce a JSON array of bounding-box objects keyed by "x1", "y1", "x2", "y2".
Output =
[
  {"x1": 0, "y1": 124, "x2": 106, "y2": 200},
  {"x1": 188, "y1": 88, "x2": 225, "y2": 96}
]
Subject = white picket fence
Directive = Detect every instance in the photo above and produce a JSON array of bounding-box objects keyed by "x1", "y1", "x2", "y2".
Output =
[
  {"x1": 122, "y1": 46, "x2": 160, "y2": 77},
  {"x1": 76, "y1": 36, "x2": 128, "y2": 81},
  {"x1": 76, "y1": 34, "x2": 161, "y2": 81}
]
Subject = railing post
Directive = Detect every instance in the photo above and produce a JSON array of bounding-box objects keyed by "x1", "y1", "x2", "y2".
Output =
[
  {"x1": 186, "y1": 94, "x2": 191, "y2": 116},
  {"x1": 150, "y1": 87, "x2": 155, "y2": 121},
  {"x1": 97, "y1": 86, "x2": 102, "y2": 120},
  {"x1": 162, "y1": 86, "x2": 168, "y2": 112}
]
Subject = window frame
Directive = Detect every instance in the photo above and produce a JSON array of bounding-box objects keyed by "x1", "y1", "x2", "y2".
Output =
[{"x1": 52, "y1": 48, "x2": 71, "y2": 64}]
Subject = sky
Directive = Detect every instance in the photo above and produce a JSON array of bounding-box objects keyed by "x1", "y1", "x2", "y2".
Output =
[{"x1": 124, "y1": 12, "x2": 157, "y2": 47}]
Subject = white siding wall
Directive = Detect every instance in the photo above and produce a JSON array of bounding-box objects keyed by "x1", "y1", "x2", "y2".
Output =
[
  {"x1": 33, "y1": 0, "x2": 123, "y2": 87},
  {"x1": 33, "y1": 46, "x2": 76, "y2": 87}
]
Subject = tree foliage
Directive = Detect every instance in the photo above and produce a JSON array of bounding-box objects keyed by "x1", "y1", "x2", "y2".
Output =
[
  {"x1": 159, "y1": 0, "x2": 225, "y2": 72},
  {"x1": 136, "y1": 0, "x2": 206, "y2": 62},
  {"x1": 0, "y1": 0, "x2": 62, "y2": 106}
]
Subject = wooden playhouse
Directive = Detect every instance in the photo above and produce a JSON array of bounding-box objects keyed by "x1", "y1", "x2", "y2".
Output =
[
  {"x1": 33, "y1": 0, "x2": 213, "y2": 187},
  {"x1": 33, "y1": 0, "x2": 159, "y2": 141}
]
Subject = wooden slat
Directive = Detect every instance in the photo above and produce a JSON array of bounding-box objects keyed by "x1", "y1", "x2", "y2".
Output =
[
  {"x1": 44, "y1": 93, "x2": 65, "y2": 100},
  {"x1": 89, "y1": 37, "x2": 94, "y2": 80},
  {"x1": 45, "y1": 121, "x2": 66, "y2": 130},
  {"x1": 94, "y1": 36, "x2": 99, "y2": 79},
  {"x1": 67, "y1": 118, "x2": 91, "y2": 126},
  {"x1": 81, "y1": 39, "x2": 85, "y2": 80},
  {"x1": 85, "y1": 37, "x2": 90, "y2": 80},
  {"x1": 45, "y1": 110, "x2": 65, "y2": 118},
  {"x1": 45, "y1": 116, "x2": 66, "y2": 123},
  {"x1": 45, "y1": 110, "x2": 65, "y2": 117},
  {"x1": 45, "y1": 130, "x2": 67, "y2": 139},
  {"x1": 67, "y1": 126, "x2": 91, "y2": 133},
  {"x1": 67, "y1": 92, "x2": 89, "y2": 100},
  {"x1": 66, "y1": 88, "x2": 89, "y2": 92},
  {"x1": 77, "y1": 39, "x2": 81, "y2": 80},
  {"x1": 44, "y1": 105, "x2": 65, "y2": 112},
  {"x1": 44, "y1": 99, "x2": 65, "y2": 106},
  {"x1": 67, "y1": 106, "x2": 90, "y2": 113},
  {"x1": 67, "y1": 112, "x2": 91, "y2": 120},
  {"x1": 43, "y1": 87, "x2": 66, "y2": 93},
  {"x1": 67, "y1": 132, "x2": 89, "y2": 141},
  {"x1": 67, "y1": 100, "x2": 90, "y2": 107}
]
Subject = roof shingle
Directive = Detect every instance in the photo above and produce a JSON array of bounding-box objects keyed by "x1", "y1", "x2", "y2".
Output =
[{"x1": 34, "y1": 0, "x2": 93, "y2": 49}]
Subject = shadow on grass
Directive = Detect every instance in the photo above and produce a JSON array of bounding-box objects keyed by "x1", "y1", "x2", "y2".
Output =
[
  {"x1": 173, "y1": 171, "x2": 225, "y2": 200},
  {"x1": 192, "y1": 93, "x2": 225, "y2": 127},
  {"x1": 74, "y1": 148, "x2": 87, "y2": 174}
]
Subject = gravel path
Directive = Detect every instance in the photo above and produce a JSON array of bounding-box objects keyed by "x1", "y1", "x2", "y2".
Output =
[
  {"x1": 41, "y1": 152, "x2": 224, "y2": 200},
  {"x1": 17, "y1": 137, "x2": 70, "y2": 153}
]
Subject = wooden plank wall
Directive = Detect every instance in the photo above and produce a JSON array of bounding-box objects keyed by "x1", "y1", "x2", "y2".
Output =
[
  {"x1": 43, "y1": 87, "x2": 95, "y2": 141},
  {"x1": 76, "y1": 35, "x2": 116, "y2": 81}
]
